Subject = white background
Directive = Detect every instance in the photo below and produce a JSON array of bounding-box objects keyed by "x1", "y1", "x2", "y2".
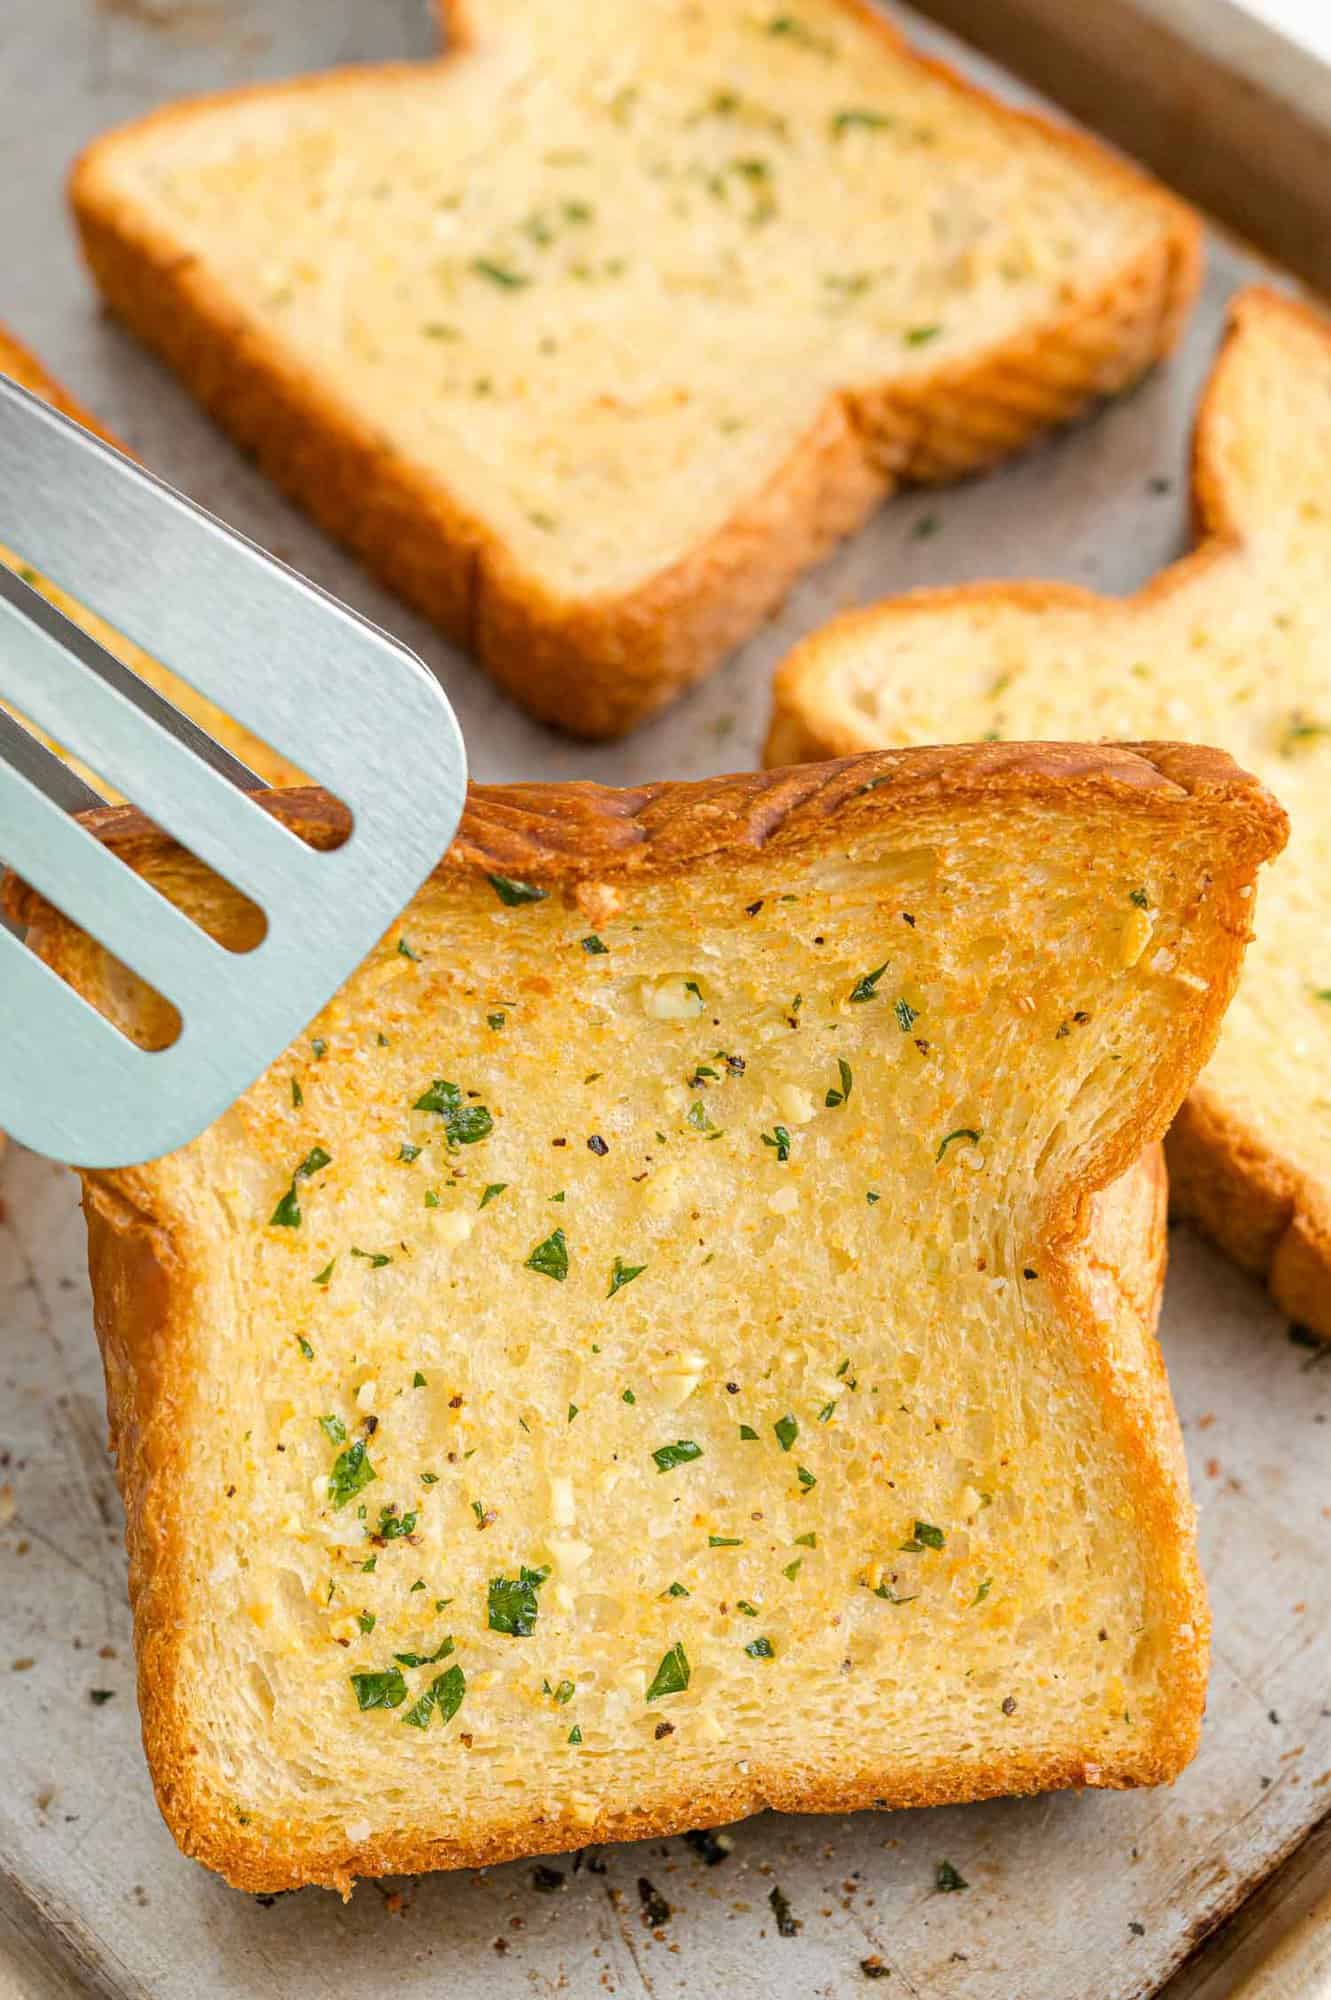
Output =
[{"x1": 1241, "y1": 0, "x2": 1331, "y2": 60}]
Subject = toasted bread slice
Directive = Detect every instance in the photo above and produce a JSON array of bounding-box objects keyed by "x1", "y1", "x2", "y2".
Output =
[
  {"x1": 768, "y1": 288, "x2": 1331, "y2": 1336},
  {"x1": 14, "y1": 746, "x2": 1281, "y2": 1892},
  {"x1": 69, "y1": 0, "x2": 1200, "y2": 738},
  {"x1": 0, "y1": 324, "x2": 302, "y2": 793}
]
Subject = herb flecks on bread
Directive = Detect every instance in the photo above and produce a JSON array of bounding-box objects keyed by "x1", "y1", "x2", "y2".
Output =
[
  {"x1": 15, "y1": 749, "x2": 1282, "y2": 1892},
  {"x1": 768, "y1": 288, "x2": 1331, "y2": 1336},
  {"x1": 70, "y1": 0, "x2": 1199, "y2": 734}
]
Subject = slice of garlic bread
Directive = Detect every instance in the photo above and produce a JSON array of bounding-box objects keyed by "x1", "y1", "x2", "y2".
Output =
[
  {"x1": 768, "y1": 288, "x2": 1331, "y2": 1336},
  {"x1": 69, "y1": 0, "x2": 1199, "y2": 736},
  {"x1": 15, "y1": 746, "x2": 1282, "y2": 1891}
]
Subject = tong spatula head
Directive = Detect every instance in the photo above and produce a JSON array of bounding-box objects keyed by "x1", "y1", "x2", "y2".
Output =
[{"x1": 0, "y1": 375, "x2": 467, "y2": 1169}]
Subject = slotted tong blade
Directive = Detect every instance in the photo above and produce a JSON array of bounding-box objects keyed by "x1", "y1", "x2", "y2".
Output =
[{"x1": 0, "y1": 375, "x2": 466, "y2": 1169}]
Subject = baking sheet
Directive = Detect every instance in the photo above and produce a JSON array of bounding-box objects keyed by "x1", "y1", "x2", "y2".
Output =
[{"x1": 0, "y1": 3, "x2": 1328, "y2": 1995}]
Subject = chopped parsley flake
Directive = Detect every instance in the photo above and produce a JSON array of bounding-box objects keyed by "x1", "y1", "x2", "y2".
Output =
[
  {"x1": 269, "y1": 1145, "x2": 332, "y2": 1227},
  {"x1": 774, "y1": 1413, "x2": 799, "y2": 1452},
  {"x1": 525, "y1": 1228, "x2": 569, "y2": 1281},
  {"x1": 869, "y1": 1581, "x2": 917, "y2": 1604},
  {"x1": 488, "y1": 1565, "x2": 549, "y2": 1636},
  {"x1": 901, "y1": 1520, "x2": 945, "y2": 1552},
  {"x1": 397, "y1": 937, "x2": 421, "y2": 962},
  {"x1": 769, "y1": 1885, "x2": 801, "y2": 1936},
  {"x1": 312, "y1": 1260, "x2": 335, "y2": 1286},
  {"x1": 297, "y1": 1337, "x2": 314, "y2": 1360},
  {"x1": 646, "y1": 1641, "x2": 690, "y2": 1702},
  {"x1": 894, "y1": 998, "x2": 919, "y2": 1032},
  {"x1": 290, "y1": 1077, "x2": 303, "y2": 1108},
  {"x1": 936, "y1": 1860, "x2": 969, "y2": 1893},
  {"x1": 413, "y1": 1079, "x2": 493, "y2": 1146},
  {"x1": 375, "y1": 1505, "x2": 417, "y2": 1541},
  {"x1": 709, "y1": 1535, "x2": 743, "y2": 1548},
  {"x1": 936, "y1": 1128, "x2": 981, "y2": 1162},
  {"x1": 622, "y1": 1388, "x2": 637, "y2": 1404},
  {"x1": 581, "y1": 935, "x2": 609, "y2": 954},
  {"x1": 653, "y1": 1439, "x2": 703, "y2": 1473},
  {"x1": 666, "y1": 1581, "x2": 690, "y2": 1598},
  {"x1": 329, "y1": 1442, "x2": 376, "y2": 1510},
  {"x1": 763, "y1": 1125, "x2": 792, "y2": 1162},
  {"x1": 486, "y1": 873, "x2": 546, "y2": 905},
  {"x1": 479, "y1": 1182, "x2": 508, "y2": 1209},
  {"x1": 973, "y1": 1577, "x2": 993, "y2": 1605},
  {"x1": 357, "y1": 1611, "x2": 375, "y2": 1634},
  {"x1": 487, "y1": 1012, "x2": 506, "y2": 1031},
  {"x1": 905, "y1": 324, "x2": 942, "y2": 346},
  {"x1": 825, "y1": 1058, "x2": 853, "y2": 1108},
  {"x1": 471, "y1": 258, "x2": 529, "y2": 290},
  {"x1": 831, "y1": 107, "x2": 893, "y2": 135},
  {"x1": 319, "y1": 1414, "x2": 347, "y2": 1445},
  {"x1": 793, "y1": 1531, "x2": 817, "y2": 1548},
  {"x1": 402, "y1": 1664, "x2": 465, "y2": 1729},
  {"x1": 739, "y1": 1423, "x2": 759, "y2": 1441},
  {"x1": 849, "y1": 961, "x2": 888, "y2": 1003},
  {"x1": 765, "y1": 11, "x2": 833, "y2": 52},
  {"x1": 398, "y1": 1142, "x2": 421, "y2": 1163},
  {"x1": 783, "y1": 1559, "x2": 802, "y2": 1580},
  {"x1": 567, "y1": 1724, "x2": 583, "y2": 1744},
  {"x1": 745, "y1": 1636, "x2": 774, "y2": 1659},
  {"x1": 608, "y1": 1257, "x2": 646, "y2": 1298},
  {"x1": 351, "y1": 1247, "x2": 391, "y2": 1268},
  {"x1": 1129, "y1": 887, "x2": 1150, "y2": 909},
  {"x1": 393, "y1": 1636, "x2": 454, "y2": 1668},
  {"x1": 796, "y1": 1466, "x2": 816, "y2": 1492},
  {"x1": 350, "y1": 1668, "x2": 406, "y2": 1711}
]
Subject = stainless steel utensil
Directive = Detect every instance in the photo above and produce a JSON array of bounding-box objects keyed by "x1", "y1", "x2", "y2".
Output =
[{"x1": 0, "y1": 376, "x2": 466, "y2": 1169}]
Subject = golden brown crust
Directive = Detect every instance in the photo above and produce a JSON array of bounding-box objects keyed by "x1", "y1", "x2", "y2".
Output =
[
  {"x1": 67, "y1": 2, "x2": 1201, "y2": 738},
  {"x1": 8, "y1": 739, "x2": 1286, "y2": 930},
  {"x1": 769, "y1": 287, "x2": 1331, "y2": 1336},
  {"x1": 21, "y1": 744, "x2": 1277, "y2": 1891}
]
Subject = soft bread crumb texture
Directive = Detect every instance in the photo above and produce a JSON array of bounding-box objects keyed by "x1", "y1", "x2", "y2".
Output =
[
  {"x1": 0, "y1": 325, "x2": 301, "y2": 793},
  {"x1": 767, "y1": 288, "x2": 1331, "y2": 1333},
  {"x1": 69, "y1": 0, "x2": 1198, "y2": 734},
  {"x1": 29, "y1": 750, "x2": 1284, "y2": 1892}
]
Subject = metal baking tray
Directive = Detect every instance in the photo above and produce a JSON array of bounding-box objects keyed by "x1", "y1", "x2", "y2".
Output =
[{"x1": 0, "y1": 2, "x2": 1328, "y2": 1994}]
